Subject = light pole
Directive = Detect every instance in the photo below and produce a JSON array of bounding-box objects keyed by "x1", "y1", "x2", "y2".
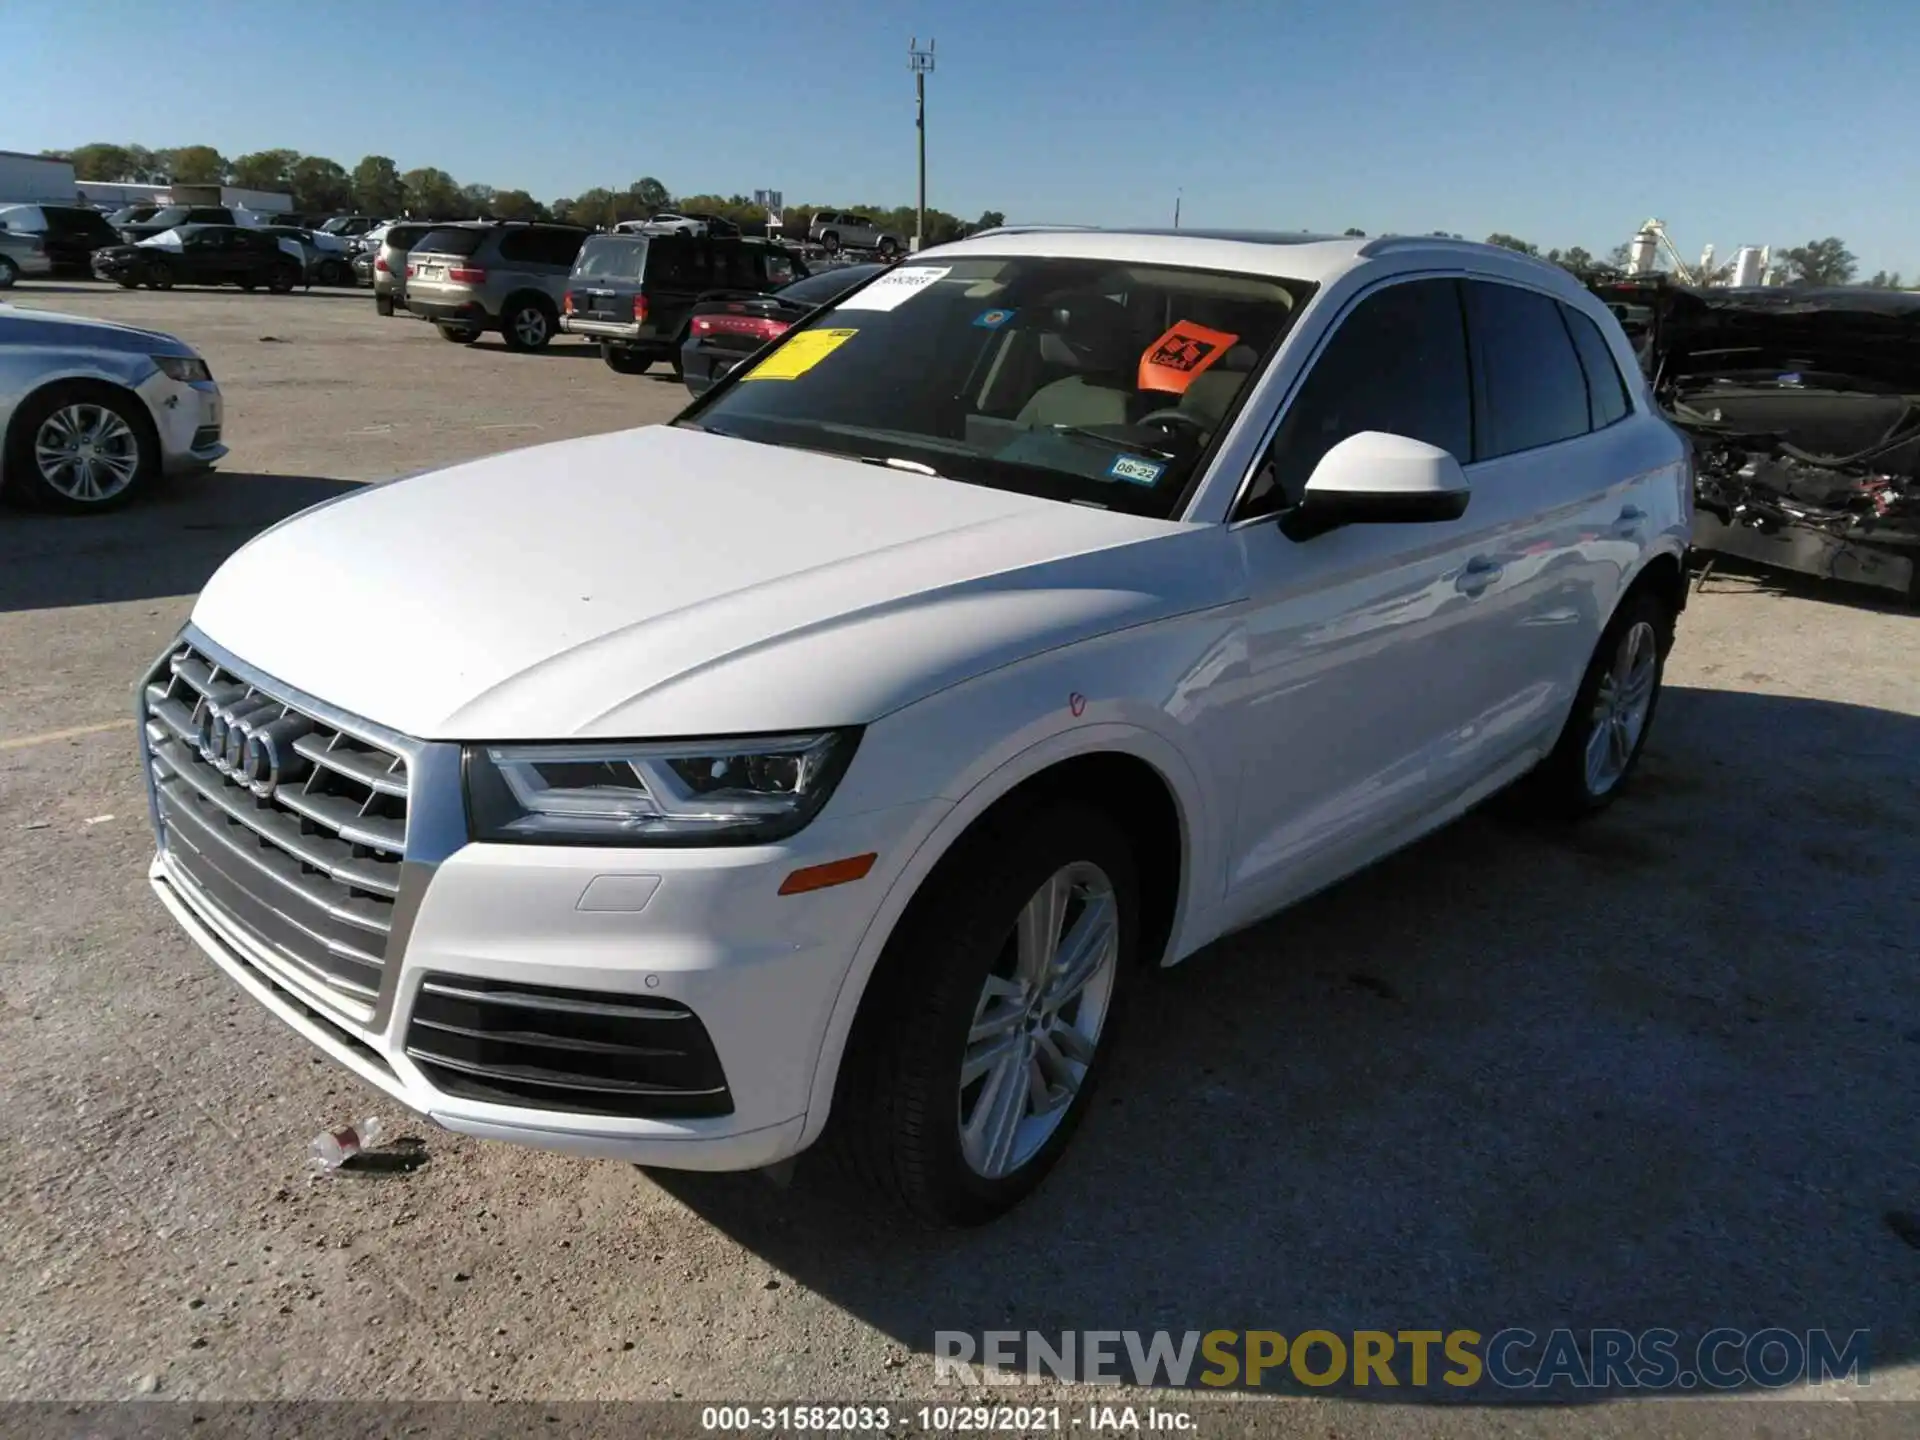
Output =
[{"x1": 909, "y1": 36, "x2": 934, "y2": 250}]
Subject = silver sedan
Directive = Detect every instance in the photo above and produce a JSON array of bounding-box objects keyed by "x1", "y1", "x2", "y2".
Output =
[{"x1": 0, "y1": 305, "x2": 225, "y2": 511}]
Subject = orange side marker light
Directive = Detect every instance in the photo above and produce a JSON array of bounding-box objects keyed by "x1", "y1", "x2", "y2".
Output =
[{"x1": 778, "y1": 853, "x2": 878, "y2": 896}]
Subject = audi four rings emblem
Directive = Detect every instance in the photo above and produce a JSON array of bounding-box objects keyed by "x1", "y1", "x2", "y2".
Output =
[{"x1": 197, "y1": 697, "x2": 312, "y2": 799}]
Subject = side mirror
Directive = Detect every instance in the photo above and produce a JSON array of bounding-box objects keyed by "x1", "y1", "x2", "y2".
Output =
[{"x1": 1281, "y1": 431, "x2": 1471, "y2": 541}]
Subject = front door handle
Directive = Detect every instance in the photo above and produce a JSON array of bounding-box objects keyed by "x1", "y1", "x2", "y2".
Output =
[
  {"x1": 1456, "y1": 555, "x2": 1503, "y2": 595},
  {"x1": 1614, "y1": 504, "x2": 1647, "y2": 533}
]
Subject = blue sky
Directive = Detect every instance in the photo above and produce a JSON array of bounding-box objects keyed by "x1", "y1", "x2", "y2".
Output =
[{"x1": 2, "y1": 0, "x2": 1911, "y2": 276}]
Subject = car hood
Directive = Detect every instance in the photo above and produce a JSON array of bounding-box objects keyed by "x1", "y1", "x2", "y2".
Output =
[
  {"x1": 1597, "y1": 279, "x2": 1920, "y2": 391},
  {"x1": 0, "y1": 304, "x2": 192, "y2": 354},
  {"x1": 191, "y1": 425, "x2": 1228, "y2": 740}
]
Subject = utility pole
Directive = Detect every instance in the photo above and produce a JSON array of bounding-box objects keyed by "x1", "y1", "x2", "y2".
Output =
[
  {"x1": 909, "y1": 36, "x2": 934, "y2": 251},
  {"x1": 1173, "y1": 189, "x2": 1182, "y2": 229}
]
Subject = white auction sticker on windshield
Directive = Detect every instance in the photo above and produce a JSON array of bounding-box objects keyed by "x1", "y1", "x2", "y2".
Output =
[{"x1": 836, "y1": 266, "x2": 951, "y2": 311}]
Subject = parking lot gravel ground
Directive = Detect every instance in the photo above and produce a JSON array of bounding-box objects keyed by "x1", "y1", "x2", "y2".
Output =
[{"x1": 1, "y1": 286, "x2": 1916, "y2": 1435}]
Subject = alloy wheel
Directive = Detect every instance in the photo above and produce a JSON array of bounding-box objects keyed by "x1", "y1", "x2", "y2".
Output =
[
  {"x1": 33, "y1": 403, "x2": 141, "y2": 504},
  {"x1": 1584, "y1": 619, "x2": 1658, "y2": 796},
  {"x1": 958, "y1": 862, "x2": 1120, "y2": 1179},
  {"x1": 514, "y1": 307, "x2": 548, "y2": 346}
]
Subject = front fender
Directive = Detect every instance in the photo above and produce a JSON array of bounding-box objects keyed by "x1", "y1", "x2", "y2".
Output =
[{"x1": 794, "y1": 608, "x2": 1243, "y2": 1153}]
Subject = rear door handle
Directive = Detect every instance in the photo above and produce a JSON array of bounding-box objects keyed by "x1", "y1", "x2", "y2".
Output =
[
  {"x1": 1614, "y1": 504, "x2": 1647, "y2": 533},
  {"x1": 1456, "y1": 555, "x2": 1503, "y2": 595}
]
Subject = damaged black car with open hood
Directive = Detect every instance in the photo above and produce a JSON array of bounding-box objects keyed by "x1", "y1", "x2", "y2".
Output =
[{"x1": 1593, "y1": 276, "x2": 1920, "y2": 601}]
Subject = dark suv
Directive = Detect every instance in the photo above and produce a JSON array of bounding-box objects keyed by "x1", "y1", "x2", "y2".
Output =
[
  {"x1": 0, "y1": 204, "x2": 121, "y2": 274},
  {"x1": 403, "y1": 222, "x2": 590, "y2": 350},
  {"x1": 559, "y1": 232, "x2": 806, "y2": 374}
]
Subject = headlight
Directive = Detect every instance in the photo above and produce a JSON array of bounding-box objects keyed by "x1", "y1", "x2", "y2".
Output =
[
  {"x1": 153, "y1": 354, "x2": 212, "y2": 383},
  {"x1": 464, "y1": 729, "x2": 861, "y2": 846}
]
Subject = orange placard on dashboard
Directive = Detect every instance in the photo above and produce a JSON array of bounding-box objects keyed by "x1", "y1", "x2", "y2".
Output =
[{"x1": 1138, "y1": 322, "x2": 1239, "y2": 394}]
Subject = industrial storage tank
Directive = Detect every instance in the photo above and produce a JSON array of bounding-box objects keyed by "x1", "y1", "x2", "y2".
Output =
[
  {"x1": 1730, "y1": 246, "x2": 1766, "y2": 288},
  {"x1": 1627, "y1": 228, "x2": 1660, "y2": 275}
]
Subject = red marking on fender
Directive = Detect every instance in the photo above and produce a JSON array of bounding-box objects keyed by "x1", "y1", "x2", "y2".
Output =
[{"x1": 1069, "y1": 693, "x2": 1086, "y2": 717}]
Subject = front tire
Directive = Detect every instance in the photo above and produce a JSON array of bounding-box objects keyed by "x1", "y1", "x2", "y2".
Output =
[
  {"x1": 267, "y1": 262, "x2": 299, "y2": 294},
  {"x1": 2, "y1": 383, "x2": 157, "y2": 512},
  {"x1": 0, "y1": 256, "x2": 17, "y2": 288},
  {"x1": 820, "y1": 230, "x2": 840, "y2": 254},
  {"x1": 1516, "y1": 585, "x2": 1674, "y2": 819},
  {"x1": 828, "y1": 800, "x2": 1137, "y2": 1226},
  {"x1": 877, "y1": 238, "x2": 899, "y2": 259}
]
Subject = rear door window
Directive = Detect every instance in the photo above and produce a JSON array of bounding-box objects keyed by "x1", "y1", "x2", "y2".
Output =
[
  {"x1": 1560, "y1": 304, "x2": 1633, "y2": 430},
  {"x1": 497, "y1": 227, "x2": 584, "y2": 267},
  {"x1": 1464, "y1": 281, "x2": 1592, "y2": 458}
]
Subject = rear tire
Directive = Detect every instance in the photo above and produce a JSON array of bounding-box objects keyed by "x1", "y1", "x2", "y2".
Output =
[
  {"x1": 820, "y1": 230, "x2": 840, "y2": 254},
  {"x1": 115, "y1": 277, "x2": 139, "y2": 289},
  {"x1": 502, "y1": 297, "x2": 556, "y2": 351},
  {"x1": 0, "y1": 256, "x2": 17, "y2": 288},
  {"x1": 1511, "y1": 585, "x2": 1674, "y2": 820},
  {"x1": 601, "y1": 345, "x2": 652, "y2": 375},
  {"x1": 267, "y1": 262, "x2": 299, "y2": 294},
  {"x1": 827, "y1": 800, "x2": 1138, "y2": 1226},
  {"x1": 2, "y1": 382, "x2": 158, "y2": 513},
  {"x1": 877, "y1": 238, "x2": 899, "y2": 259},
  {"x1": 375, "y1": 293, "x2": 395, "y2": 316}
]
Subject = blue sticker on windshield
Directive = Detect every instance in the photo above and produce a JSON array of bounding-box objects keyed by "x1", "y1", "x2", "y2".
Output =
[
  {"x1": 972, "y1": 307, "x2": 1017, "y2": 329},
  {"x1": 1108, "y1": 454, "x2": 1165, "y2": 486}
]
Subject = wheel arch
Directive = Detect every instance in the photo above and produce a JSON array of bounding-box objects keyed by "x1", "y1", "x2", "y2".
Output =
[
  {"x1": 1, "y1": 373, "x2": 158, "y2": 494},
  {"x1": 503, "y1": 287, "x2": 558, "y2": 319},
  {"x1": 796, "y1": 726, "x2": 1198, "y2": 1152}
]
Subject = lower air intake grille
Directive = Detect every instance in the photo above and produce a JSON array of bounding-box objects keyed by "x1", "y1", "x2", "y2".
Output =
[{"x1": 404, "y1": 976, "x2": 734, "y2": 1119}]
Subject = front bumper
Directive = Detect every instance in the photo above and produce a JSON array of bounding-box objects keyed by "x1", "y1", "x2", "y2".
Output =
[
  {"x1": 140, "y1": 635, "x2": 947, "y2": 1169},
  {"x1": 139, "y1": 371, "x2": 226, "y2": 476}
]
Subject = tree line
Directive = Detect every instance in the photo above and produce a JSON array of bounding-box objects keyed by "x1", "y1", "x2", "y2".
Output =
[
  {"x1": 41, "y1": 142, "x2": 1005, "y2": 242},
  {"x1": 43, "y1": 146, "x2": 1891, "y2": 284},
  {"x1": 1474, "y1": 231, "x2": 1884, "y2": 288}
]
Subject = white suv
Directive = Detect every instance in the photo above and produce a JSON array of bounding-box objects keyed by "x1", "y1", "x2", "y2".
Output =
[{"x1": 140, "y1": 230, "x2": 1689, "y2": 1226}]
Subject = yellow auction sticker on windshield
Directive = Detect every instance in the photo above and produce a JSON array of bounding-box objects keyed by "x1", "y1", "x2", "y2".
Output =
[{"x1": 743, "y1": 327, "x2": 859, "y2": 381}]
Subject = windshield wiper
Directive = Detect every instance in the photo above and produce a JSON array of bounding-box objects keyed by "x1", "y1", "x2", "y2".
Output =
[{"x1": 1043, "y1": 425, "x2": 1177, "y2": 460}]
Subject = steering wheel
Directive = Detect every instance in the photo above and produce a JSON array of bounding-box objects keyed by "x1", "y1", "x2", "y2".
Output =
[{"x1": 1135, "y1": 408, "x2": 1210, "y2": 441}]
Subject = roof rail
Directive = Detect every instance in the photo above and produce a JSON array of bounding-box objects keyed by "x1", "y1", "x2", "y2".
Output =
[
  {"x1": 964, "y1": 223, "x2": 1102, "y2": 239},
  {"x1": 1357, "y1": 233, "x2": 1568, "y2": 274}
]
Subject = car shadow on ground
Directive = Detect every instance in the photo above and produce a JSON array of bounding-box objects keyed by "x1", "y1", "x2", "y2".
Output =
[
  {"x1": 0, "y1": 470, "x2": 363, "y2": 612},
  {"x1": 462, "y1": 339, "x2": 606, "y2": 358},
  {"x1": 654, "y1": 683, "x2": 1920, "y2": 1400}
]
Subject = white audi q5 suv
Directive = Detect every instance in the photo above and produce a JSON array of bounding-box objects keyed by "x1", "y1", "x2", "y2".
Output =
[{"x1": 140, "y1": 229, "x2": 1690, "y2": 1224}]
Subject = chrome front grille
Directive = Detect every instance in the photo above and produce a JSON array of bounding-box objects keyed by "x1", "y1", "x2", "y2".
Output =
[{"x1": 142, "y1": 640, "x2": 410, "y2": 1021}]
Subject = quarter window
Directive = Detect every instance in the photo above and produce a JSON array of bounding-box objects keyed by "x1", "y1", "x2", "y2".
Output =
[
  {"x1": 1243, "y1": 278, "x2": 1471, "y2": 518},
  {"x1": 1465, "y1": 281, "x2": 1591, "y2": 458}
]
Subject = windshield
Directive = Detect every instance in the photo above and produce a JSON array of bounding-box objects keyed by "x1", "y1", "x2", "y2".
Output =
[
  {"x1": 109, "y1": 206, "x2": 158, "y2": 225},
  {"x1": 681, "y1": 255, "x2": 1310, "y2": 518},
  {"x1": 572, "y1": 234, "x2": 648, "y2": 280},
  {"x1": 413, "y1": 226, "x2": 486, "y2": 257},
  {"x1": 777, "y1": 264, "x2": 884, "y2": 305}
]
